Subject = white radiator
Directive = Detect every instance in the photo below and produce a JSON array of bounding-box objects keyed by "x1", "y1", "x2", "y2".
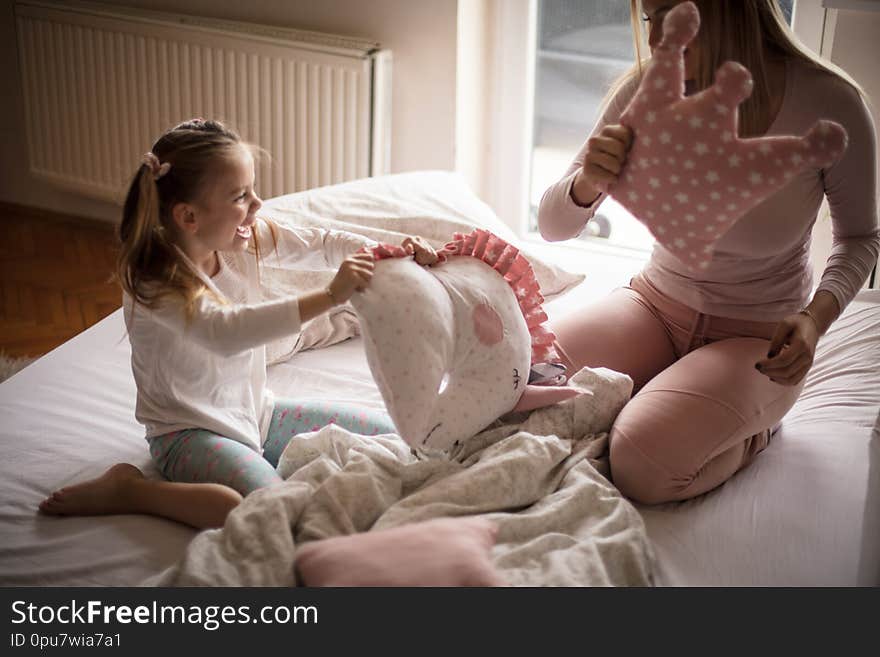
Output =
[{"x1": 14, "y1": 0, "x2": 391, "y2": 202}]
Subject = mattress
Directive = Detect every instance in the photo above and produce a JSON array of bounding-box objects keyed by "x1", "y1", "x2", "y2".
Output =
[
  {"x1": 636, "y1": 289, "x2": 880, "y2": 586},
  {"x1": 1, "y1": 171, "x2": 877, "y2": 587},
  {"x1": 1, "y1": 286, "x2": 877, "y2": 586}
]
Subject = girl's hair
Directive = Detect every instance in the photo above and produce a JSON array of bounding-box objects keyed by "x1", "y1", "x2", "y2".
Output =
[
  {"x1": 118, "y1": 119, "x2": 276, "y2": 317},
  {"x1": 604, "y1": 0, "x2": 865, "y2": 137}
]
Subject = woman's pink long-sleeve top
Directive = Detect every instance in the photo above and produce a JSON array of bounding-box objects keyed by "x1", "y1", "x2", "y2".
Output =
[{"x1": 538, "y1": 58, "x2": 880, "y2": 321}]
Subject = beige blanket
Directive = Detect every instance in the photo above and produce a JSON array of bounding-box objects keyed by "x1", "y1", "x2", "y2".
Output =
[{"x1": 147, "y1": 367, "x2": 655, "y2": 587}]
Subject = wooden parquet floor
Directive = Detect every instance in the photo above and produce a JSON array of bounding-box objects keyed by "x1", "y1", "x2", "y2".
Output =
[{"x1": 0, "y1": 202, "x2": 121, "y2": 357}]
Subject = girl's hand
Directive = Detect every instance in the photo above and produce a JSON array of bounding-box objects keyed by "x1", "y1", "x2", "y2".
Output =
[
  {"x1": 571, "y1": 124, "x2": 634, "y2": 206},
  {"x1": 401, "y1": 235, "x2": 440, "y2": 266},
  {"x1": 328, "y1": 252, "x2": 375, "y2": 303},
  {"x1": 754, "y1": 312, "x2": 820, "y2": 386}
]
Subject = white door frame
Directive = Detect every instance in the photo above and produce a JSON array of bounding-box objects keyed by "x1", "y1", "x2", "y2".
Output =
[{"x1": 484, "y1": 0, "x2": 536, "y2": 235}]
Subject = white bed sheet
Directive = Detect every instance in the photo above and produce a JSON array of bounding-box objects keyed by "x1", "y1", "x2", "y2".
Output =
[
  {"x1": 1, "y1": 163, "x2": 877, "y2": 586},
  {"x1": 0, "y1": 314, "x2": 194, "y2": 585},
  {"x1": 1, "y1": 287, "x2": 877, "y2": 586},
  {"x1": 638, "y1": 290, "x2": 880, "y2": 586}
]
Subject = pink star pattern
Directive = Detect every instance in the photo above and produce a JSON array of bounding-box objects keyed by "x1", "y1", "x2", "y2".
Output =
[{"x1": 610, "y1": 1, "x2": 847, "y2": 271}]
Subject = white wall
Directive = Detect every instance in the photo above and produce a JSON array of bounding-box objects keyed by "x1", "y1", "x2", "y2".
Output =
[
  {"x1": 0, "y1": 0, "x2": 459, "y2": 222},
  {"x1": 455, "y1": 0, "x2": 492, "y2": 205},
  {"x1": 454, "y1": 0, "x2": 536, "y2": 232}
]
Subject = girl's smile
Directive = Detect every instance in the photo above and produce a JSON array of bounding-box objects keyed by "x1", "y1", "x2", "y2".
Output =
[{"x1": 173, "y1": 144, "x2": 263, "y2": 275}]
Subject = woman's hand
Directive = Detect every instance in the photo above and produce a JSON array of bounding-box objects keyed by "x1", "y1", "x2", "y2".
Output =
[
  {"x1": 755, "y1": 312, "x2": 820, "y2": 386},
  {"x1": 327, "y1": 252, "x2": 375, "y2": 304},
  {"x1": 571, "y1": 124, "x2": 634, "y2": 207},
  {"x1": 401, "y1": 235, "x2": 440, "y2": 266}
]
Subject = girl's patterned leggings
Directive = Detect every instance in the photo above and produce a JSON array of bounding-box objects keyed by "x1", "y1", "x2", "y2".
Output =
[{"x1": 147, "y1": 398, "x2": 395, "y2": 496}]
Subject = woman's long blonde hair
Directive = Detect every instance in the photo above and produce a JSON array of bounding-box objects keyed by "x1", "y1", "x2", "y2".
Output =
[
  {"x1": 607, "y1": 0, "x2": 865, "y2": 137},
  {"x1": 118, "y1": 119, "x2": 276, "y2": 318}
]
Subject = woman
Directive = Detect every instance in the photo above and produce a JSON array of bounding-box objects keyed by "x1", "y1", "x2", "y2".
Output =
[{"x1": 539, "y1": 0, "x2": 879, "y2": 504}]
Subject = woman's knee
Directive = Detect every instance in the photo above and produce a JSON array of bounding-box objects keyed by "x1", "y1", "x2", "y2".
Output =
[
  {"x1": 609, "y1": 430, "x2": 679, "y2": 505},
  {"x1": 609, "y1": 422, "x2": 772, "y2": 504}
]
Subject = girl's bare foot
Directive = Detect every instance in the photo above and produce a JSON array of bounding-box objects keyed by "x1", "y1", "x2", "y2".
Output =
[{"x1": 39, "y1": 463, "x2": 144, "y2": 517}]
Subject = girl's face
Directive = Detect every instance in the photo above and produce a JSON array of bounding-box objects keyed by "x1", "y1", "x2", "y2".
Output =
[
  {"x1": 188, "y1": 146, "x2": 262, "y2": 254},
  {"x1": 641, "y1": 0, "x2": 699, "y2": 81}
]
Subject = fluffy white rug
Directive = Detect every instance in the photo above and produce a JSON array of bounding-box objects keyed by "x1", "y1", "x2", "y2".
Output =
[{"x1": 0, "y1": 353, "x2": 37, "y2": 383}]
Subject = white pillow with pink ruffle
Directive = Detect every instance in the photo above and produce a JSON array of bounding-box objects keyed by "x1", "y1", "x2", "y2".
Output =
[{"x1": 350, "y1": 229, "x2": 579, "y2": 453}]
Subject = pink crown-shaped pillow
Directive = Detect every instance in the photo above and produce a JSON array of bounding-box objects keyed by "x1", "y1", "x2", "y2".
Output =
[{"x1": 610, "y1": 1, "x2": 847, "y2": 271}]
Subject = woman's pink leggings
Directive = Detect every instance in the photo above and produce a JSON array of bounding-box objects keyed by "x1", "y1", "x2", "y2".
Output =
[{"x1": 551, "y1": 273, "x2": 804, "y2": 504}]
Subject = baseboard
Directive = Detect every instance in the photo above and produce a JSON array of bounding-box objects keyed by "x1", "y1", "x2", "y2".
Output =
[{"x1": 0, "y1": 201, "x2": 116, "y2": 232}]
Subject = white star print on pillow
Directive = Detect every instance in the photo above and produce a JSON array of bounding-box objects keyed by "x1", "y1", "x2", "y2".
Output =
[{"x1": 609, "y1": 1, "x2": 847, "y2": 271}]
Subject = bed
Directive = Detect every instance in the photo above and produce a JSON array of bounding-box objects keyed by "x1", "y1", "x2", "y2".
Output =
[{"x1": 1, "y1": 171, "x2": 877, "y2": 586}]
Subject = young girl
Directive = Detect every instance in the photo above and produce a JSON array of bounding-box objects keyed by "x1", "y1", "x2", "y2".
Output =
[
  {"x1": 539, "y1": 0, "x2": 878, "y2": 504},
  {"x1": 39, "y1": 118, "x2": 438, "y2": 528}
]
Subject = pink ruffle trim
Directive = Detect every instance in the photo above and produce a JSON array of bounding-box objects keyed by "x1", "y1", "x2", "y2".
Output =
[{"x1": 361, "y1": 229, "x2": 558, "y2": 364}]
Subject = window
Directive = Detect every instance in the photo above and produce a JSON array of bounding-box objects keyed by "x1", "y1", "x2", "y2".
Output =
[
  {"x1": 779, "y1": 0, "x2": 794, "y2": 24},
  {"x1": 529, "y1": 0, "x2": 651, "y2": 252},
  {"x1": 527, "y1": 0, "x2": 795, "y2": 254}
]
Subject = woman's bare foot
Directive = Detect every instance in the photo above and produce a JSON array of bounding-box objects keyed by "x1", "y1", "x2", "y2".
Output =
[{"x1": 39, "y1": 463, "x2": 144, "y2": 517}]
